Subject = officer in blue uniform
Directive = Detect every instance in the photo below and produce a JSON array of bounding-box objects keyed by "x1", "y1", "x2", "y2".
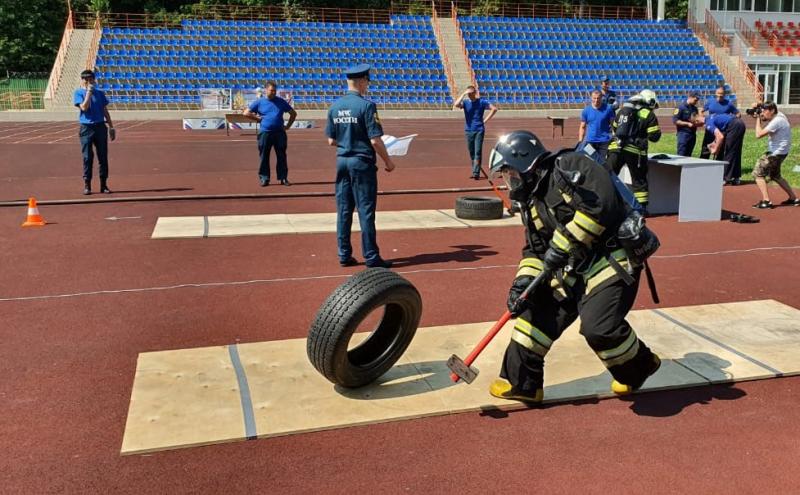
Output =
[
  {"x1": 673, "y1": 92, "x2": 701, "y2": 157},
  {"x1": 326, "y1": 64, "x2": 397, "y2": 269}
]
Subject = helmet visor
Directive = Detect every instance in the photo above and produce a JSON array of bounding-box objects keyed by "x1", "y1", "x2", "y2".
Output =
[{"x1": 500, "y1": 168, "x2": 524, "y2": 193}]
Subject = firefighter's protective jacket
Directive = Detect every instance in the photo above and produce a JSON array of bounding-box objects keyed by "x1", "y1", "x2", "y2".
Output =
[{"x1": 515, "y1": 151, "x2": 633, "y2": 296}]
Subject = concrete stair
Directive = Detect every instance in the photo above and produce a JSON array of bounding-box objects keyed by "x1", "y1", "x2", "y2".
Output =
[
  {"x1": 433, "y1": 17, "x2": 473, "y2": 95},
  {"x1": 45, "y1": 29, "x2": 94, "y2": 110},
  {"x1": 725, "y1": 54, "x2": 757, "y2": 109}
]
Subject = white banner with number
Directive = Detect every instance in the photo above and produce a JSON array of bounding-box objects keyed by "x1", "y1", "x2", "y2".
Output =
[{"x1": 182, "y1": 118, "x2": 226, "y2": 130}]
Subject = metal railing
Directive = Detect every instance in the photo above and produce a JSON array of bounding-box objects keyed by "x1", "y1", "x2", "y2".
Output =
[
  {"x1": 738, "y1": 57, "x2": 764, "y2": 102},
  {"x1": 421, "y1": 0, "x2": 646, "y2": 19},
  {"x1": 45, "y1": 11, "x2": 74, "y2": 100},
  {"x1": 74, "y1": 6, "x2": 393, "y2": 29},
  {"x1": 0, "y1": 90, "x2": 46, "y2": 110},
  {"x1": 86, "y1": 15, "x2": 102, "y2": 70},
  {"x1": 734, "y1": 17, "x2": 762, "y2": 51},
  {"x1": 431, "y1": 3, "x2": 456, "y2": 97},
  {"x1": 451, "y1": 4, "x2": 476, "y2": 89},
  {"x1": 705, "y1": 9, "x2": 728, "y2": 48}
]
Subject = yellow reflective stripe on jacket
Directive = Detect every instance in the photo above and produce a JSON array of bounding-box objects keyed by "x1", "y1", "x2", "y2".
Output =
[
  {"x1": 530, "y1": 207, "x2": 544, "y2": 230},
  {"x1": 517, "y1": 266, "x2": 542, "y2": 278},
  {"x1": 551, "y1": 229, "x2": 572, "y2": 252},
  {"x1": 608, "y1": 140, "x2": 620, "y2": 150},
  {"x1": 634, "y1": 191, "x2": 649, "y2": 203},
  {"x1": 573, "y1": 211, "x2": 604, "y2": 236},
  {"x1": 622, "y1": 144, "x2": 646, "y2": 155},
  {"x1": 566, "y1": 221, "x2": 594, "y2": 246},
  {"x1": 647, "y1": 125, "x2": 660, "y2": 134},
  {"x1": 561, "y1": 191, "x2": 573, "y2": 204},
  {"x1": 584, "y1": 249, "x2": 630, "y2": 294},
  {"x1": 596, "y1": 331, "x2": 640, "y2": 368},
  {"x1": 511, "y1": 318, "x2": 552, "y2": 357},
  {"x1": 519, "y1": 257, "x2": 544, "y2": 270}
]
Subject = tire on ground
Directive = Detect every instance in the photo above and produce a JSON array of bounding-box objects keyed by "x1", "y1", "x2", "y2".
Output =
[
  {"x1": 454, "y1": 196, "x2": 504, "y2": 220},
  {"x1": 307, "y1": 268, "x2": 422, "y2": 388}
]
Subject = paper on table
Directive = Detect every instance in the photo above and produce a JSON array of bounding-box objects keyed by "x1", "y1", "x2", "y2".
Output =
[{"x1": 381, "y1": 134, "x2": 418, "y2": 156}]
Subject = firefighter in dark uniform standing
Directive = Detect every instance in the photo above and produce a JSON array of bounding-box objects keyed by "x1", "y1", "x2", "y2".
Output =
[
  {"x1": 487, "y1": 130, "x2": 662, "y2": 403},
  {"x1": 325, "y1": 64, "x2": 396, "y2": 269},
  {"x1": 606, "y1": 89, "x2": 661, "y2": 211},
  {"x1": 673, "y1": 92, "x2": 701, "y2": 157}
]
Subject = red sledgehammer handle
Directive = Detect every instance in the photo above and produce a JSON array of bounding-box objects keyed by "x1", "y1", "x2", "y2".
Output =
[{"x1": 449, "y1": 310, "x2": 513, "y2": 382}]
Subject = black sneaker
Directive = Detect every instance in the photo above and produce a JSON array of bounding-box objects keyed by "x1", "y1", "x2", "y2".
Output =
[
  {"x1": 339, "y1": 257, "x2": 358, "y2": 267},
  {"x1": 752, "y1": 200, "x2": 773, "y2": 209},
  {"x1": 280, "y1": 179, "x2": 292, "y2": 186},
  {"x1": 366, "y1": 258, "x2": 392, "y2": 269},
  {"x1": 779, "y1": 198, "x2": 800, "y2": 207}
]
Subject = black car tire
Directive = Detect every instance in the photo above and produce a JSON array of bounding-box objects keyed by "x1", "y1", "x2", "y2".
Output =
[
  {"x1": 307, "y1": 268, "x2": 422, "y2": 388},
  {"x1": 455, "y1": 196, "x2": 504, "y2": 220}
]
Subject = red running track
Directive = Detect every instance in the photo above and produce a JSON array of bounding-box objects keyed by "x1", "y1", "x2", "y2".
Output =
[{"x1": 1, "y1": 119, "x2": 799, "y2": 493}]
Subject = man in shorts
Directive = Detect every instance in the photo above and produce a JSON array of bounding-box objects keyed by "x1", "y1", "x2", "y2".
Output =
[{"x1": 750, "y1": 101, "x2": 799, "y2": 209}]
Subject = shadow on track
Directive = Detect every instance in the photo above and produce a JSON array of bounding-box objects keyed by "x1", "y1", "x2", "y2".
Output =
[{"x1": 390, "y1": 244, "x2": 498, "y2": 268}]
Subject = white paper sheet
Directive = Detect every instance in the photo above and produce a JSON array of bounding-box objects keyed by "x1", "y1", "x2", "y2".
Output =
[{"x1": 381, "y1": 134, "x2": 418, "y2": 156}]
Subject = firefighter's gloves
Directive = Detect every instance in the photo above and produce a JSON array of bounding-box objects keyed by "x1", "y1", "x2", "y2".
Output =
[
  {"x1": 542, "y1": 247, "x2": 570, "y2": 273},
  {"x1": 507, "y1": 276, "x2": 534, "y2": 317}
]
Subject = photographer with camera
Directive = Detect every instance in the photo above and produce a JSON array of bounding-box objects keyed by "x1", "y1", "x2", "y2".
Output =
[{"x1": 750, "y1": 101, "x2": 799, "y2": 208}]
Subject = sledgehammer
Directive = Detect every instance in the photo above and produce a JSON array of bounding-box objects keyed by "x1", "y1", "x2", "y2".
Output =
[{"x1": 447, "y1": 270, "x2": 551, "y2": 383}]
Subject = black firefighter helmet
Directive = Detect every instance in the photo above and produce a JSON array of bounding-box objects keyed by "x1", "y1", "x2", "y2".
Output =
[{"x1": 488, "y1": 130, "x2": 551, "y2": 201}]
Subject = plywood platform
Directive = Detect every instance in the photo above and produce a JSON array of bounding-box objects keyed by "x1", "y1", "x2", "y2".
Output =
[
  {"x1": 150, "y1": 209, "x2": 520, "y2": 239},
  {"x1": 121, "y1": 300, "x2": 800, "y2": 455}
]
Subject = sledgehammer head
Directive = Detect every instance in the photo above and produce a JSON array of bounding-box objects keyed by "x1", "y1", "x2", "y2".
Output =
[{"x1": 447, "y1": 354, "x2": 478, "y2": 384}]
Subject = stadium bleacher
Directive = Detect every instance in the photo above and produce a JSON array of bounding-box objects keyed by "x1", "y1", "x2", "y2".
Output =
[
  {"x1": 93, "y1": 14, "x2": 452, "y2": 109},
  {"x1": 459, "y1": 16, "x2": 730, "y2": 108}
]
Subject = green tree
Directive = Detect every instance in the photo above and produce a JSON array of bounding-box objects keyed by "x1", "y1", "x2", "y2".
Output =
[{"x1": 0, "y1": 0, "x2": 68, "y2": 73}]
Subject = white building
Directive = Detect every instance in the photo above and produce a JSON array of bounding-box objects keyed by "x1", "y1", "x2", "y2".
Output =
[{"x1": 690, "y1": 0, "x2": 800, "y2": 104}]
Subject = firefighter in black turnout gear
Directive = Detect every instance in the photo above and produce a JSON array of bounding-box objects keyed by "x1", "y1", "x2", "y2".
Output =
[
  {"x1": 606, "y1": 89, "x2": 661, "y2": 211},
  {"x1": 487, "y1": 130, "x2": 661, "y2": 403}
]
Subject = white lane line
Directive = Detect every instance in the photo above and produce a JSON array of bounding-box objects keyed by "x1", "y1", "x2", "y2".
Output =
[{"x1": 1, "y1": 245, "x2": 798, "y2": 303}]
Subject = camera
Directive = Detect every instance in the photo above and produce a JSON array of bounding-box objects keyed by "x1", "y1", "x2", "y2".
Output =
[{"x1": 746, "y1": 104, "x2": 764, "y2": 116}]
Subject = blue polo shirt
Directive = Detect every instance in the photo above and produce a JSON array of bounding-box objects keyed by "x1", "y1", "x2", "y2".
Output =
[
  {"x1": 581, "y1": 103, "x2": 615, "y2": 143},
  {"x1": 462, "y1": 98, "x2": 491, "y2": 132},
  {"x1": 248, "y1": 96, "x2": 293, "y2": 132},
  {"x1": 73, "y1": 88, "x2": 109, "y2": 124},
  {"x1": 705, "y1": 113, "x2": 736, "y2": 133},
  {"x1": 703, "y1": 98, "x2": 738, "y2": 116},
  {"x1": 325, "y1": 90, "x2": 383, "y2": 161}
]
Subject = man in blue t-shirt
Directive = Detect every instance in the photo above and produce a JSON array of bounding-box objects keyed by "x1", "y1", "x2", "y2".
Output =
[
  {"x1": 243, "y1": 81, "x2": 297, "y2": 186},
  {"x1": 700, "y1": 85, "x2": 739, "y2": 160},
  {"x1": 578, "y1": 90, "x2": 615, "y2": 165},
  {"x1": 453, "y1": 85, "x2": 498, "y2": 179},
  {"x1": 74, "y1": 69, "x2": 115, "y2": 195}
]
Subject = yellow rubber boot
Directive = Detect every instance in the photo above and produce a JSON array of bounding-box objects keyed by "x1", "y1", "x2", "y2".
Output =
[
  {"x1": 489, "y1": 379, "x2": 543, "y2": 403},
  {"x1": 611, "y1": 354, "x2": 662, "y2": 396}
]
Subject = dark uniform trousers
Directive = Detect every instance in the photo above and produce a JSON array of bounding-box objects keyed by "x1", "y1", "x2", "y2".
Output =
[
  {"x1": 335, "y1": 156, "x2": 380, "y2": 263},
  {"x1": 79, "y1": 123, "x2": 109, "y2": 181},
  {"x1": 720, "y1": 119, "x2": 746, "y2": 181},
  {"x1": 699, "y1": 129, "x2": 714, "y2": 159},
  {"x1": 606, "y1": 149, "x2": 649, "y2": 207},
  {"x1": 676, "y1": 132, "x2": 696, "y2": 157},
  {"x1": 257, "y1": 129, "x2": 288, "y2": 182},
  {"x1": 501, "y1": 272, "x2": 657, "y2": 393}
]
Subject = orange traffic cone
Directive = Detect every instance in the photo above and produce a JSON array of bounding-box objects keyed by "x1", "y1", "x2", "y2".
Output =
[{"x1": 21, "y1": 197, "x2": 46, "y2": 227}]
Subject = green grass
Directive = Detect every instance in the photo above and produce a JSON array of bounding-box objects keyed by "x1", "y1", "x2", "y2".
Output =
[{"x1": 649, "y1": 128, "x2": 800, "y2": 187}]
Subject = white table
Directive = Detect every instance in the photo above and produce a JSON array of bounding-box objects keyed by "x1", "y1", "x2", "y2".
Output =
[{"x1": 618, "y1": 154, "x2": 726, "y2": 222}]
